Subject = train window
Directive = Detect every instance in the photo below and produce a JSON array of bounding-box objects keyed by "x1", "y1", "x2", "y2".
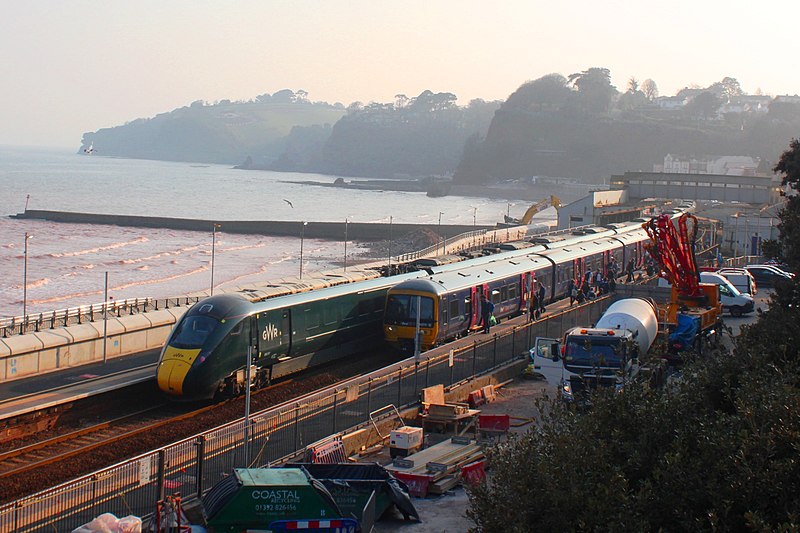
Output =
[
  {"x1": 491, "y1": 290, "x2": 500, "y2": 304},
  {"x1": 500, "y1": 286, "x2": 509, "y2": 301},
  {"x1": 305, "y1": 308, "x2": 320, "y2": 330},
  {"x1": 170, "y1": 315, "x2": 218, "y2": 349},
  {"x1": 371, "y1": 296, "x2": 384, "y2": 315},
  {"x1": 385, "y1": 295, "x2": 435, "y2": 327},
  {"x1": 508, "y1": 283, "x2": 518, "y2": 300},
  {"x1": 449, "y1": 299, "x2": 460, "y2": 320},
  {"x1": 341, "y1": 301, "x2": 355, "y2": 323},
  {"x1": 358, "y1": 299, "x2": 372, "y2": 316},
  {"x1": 323, "y1": 306, "x2": 337, "y2": 325},
  {"x1": 229, "y1": 321, "x2": 244, "y2": 337}
]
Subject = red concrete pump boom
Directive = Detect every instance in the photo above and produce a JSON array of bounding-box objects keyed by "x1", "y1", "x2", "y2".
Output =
[{"x1": 644, "y1": 213, "x2": 702, "y2": 298}]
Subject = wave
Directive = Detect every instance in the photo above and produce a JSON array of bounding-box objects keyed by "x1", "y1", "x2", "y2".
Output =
[
  {"x1": 120, "y1": 244, "x2": 202, "y2": 264},
  {"x1": 8, "y1": 278, "x2": 52, "y2": 291},
  {"x1": 48, "y1": 236, "x2": 149, "y2": 258},
  {"x1": 30, "y1": 266, "x2": 208, "y2": 305},
  {"x1": 220, "y1": 243, "x2": 267, "y2": 252}
]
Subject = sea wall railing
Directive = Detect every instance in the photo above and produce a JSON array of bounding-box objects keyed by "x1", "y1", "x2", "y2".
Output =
[
  {"x1": 0, "y1": 297, "x2": 200, "y2": 338},
  {"x1": 0, "y1": 295, "x2": 615, "y2": 533}
]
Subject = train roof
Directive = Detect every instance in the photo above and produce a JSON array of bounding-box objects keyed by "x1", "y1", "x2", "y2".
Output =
[
  {"x1": 392, "y1": 253, "x2": 554, "y2": 295},
  {"x1": 193, "y1": 269, "x2": 427, "y2": 320}
]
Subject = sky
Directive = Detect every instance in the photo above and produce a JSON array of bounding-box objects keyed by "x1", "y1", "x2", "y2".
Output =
[{"x1": 2, "y1": 0, "x2": 798, "y2": 149}]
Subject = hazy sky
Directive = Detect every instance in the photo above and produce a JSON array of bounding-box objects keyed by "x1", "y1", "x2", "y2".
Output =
[{"x1": 2, "y1": 1, "x2": 798, "y2": 148}]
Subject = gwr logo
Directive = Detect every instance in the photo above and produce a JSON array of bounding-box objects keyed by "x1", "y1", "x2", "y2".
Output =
[{"x1": 262, "y1": 323, "x2": 279, "y2": 341}]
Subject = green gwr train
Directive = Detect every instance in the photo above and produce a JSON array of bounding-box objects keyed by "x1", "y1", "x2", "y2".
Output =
[{"x1": 156, "y1": 271, "x2": 422, "y2": 400}]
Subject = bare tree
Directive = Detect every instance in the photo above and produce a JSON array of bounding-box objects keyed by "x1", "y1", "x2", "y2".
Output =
[{"x1": 641, "y1": 79, "x2": 659, "y2": 101}]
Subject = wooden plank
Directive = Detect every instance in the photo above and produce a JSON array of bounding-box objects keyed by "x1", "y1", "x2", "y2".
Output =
[
  {"x1": 422, "y1": 384, "x2": 445, "y2": 406},
  {"x1": 386, "y1": 439, "x2": 482, "y2": 478}
]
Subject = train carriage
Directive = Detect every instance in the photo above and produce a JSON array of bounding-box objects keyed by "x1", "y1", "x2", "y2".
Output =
[
  {"x1": 383, "y1": 229, "x2": 653, "y2": 351},
  {"x1": 157, "y1": 271, "x2": 423, "y2": 400},
  {"x1": 157, "y1": 220, "x2": 657, "y2": 400}
]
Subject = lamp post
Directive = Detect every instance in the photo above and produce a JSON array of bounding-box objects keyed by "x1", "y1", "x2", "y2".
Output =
[
  {"x1": 210, "y1": 223, "x2": 220, "y2": 295},
  {"x1": 388, "y1": 215, "x2": 393, "y2": 275},
  {"x1": 438, "y1": 212, "x2": 444, "y2": 256},
  {"x1": 24, "y1": 194, "x2": 30, "y2": 212},
  {"x1": 23, "y1": 232, "x2": 31, "y2": 318},
  {"x1": 299, "y1": 221, "x2": 308, "y2": 279},
  {"x1": 343, "y1": 218, "x2": 349, "y2": 272},
  {"x1": 103, "y1": 271, "x2": 109, "y2": 363},
  {"x1": 472, "y1": 207, "x2": 477, "y2": 249},
  {"x1": 506, "y1": 203, "x2": 513, "y2": 240}
]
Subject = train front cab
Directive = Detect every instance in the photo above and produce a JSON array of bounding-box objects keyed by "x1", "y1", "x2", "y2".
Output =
[{"x1": 384, "y1": 287, "x2": 438, "y2": 352}]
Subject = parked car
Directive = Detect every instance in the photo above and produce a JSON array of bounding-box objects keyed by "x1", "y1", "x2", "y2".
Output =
[
  {"x1": 717, "y1": 268, "x2": 757, "y2": 296},
  {"x1": 744, "y1": 265, "x2": 794, "y2": 288}
]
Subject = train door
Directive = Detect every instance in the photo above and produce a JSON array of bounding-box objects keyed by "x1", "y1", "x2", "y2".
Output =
[
  {"x1": 257, "y1": 309, "x2": 292, "y2": 361},
  {"x1": 469, "y1": 285, "x2": 481, "y2": 329},
  {"x1": 522, "y1": 272, "x2": 532, "y2": 309},
  {"x1": 574, "y1": 258, "x2": 585, "y2": 285}
]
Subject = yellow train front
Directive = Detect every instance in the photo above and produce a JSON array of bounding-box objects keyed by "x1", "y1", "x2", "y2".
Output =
[{"x1": 384, "y1": 278, "x2": 487, "y2": 352}]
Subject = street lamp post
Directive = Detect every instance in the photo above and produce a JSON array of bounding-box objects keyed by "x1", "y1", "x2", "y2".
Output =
[
  {"x1": 103, "y1": 271, "x2": 109, "y2": 363},
  {"x1": 506, "y1": 203, "x2": 513, "y2": 240},
  {"x1": 343, "y1": 218, "x2": 349, "y2": 272},
  {"x1": 210, "y1": 223, "x2": 220, "y2": 295},
  {"x1": 388, "y1": 216, "x2": 393, "y2": 275},
  {"x1": 438, "y1": 212, "x2": 444, "y2": 256},
  {"x1": 299, "y1": 221, "x2": 308, "y2": 279},
  {"x1": 23, "y1": 232, "x2": 31, "y2": 318}
]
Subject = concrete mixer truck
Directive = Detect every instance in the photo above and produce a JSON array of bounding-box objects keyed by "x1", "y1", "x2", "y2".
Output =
[{"x1": 530, "y1": 298, "x2": 659, "y2": 405}]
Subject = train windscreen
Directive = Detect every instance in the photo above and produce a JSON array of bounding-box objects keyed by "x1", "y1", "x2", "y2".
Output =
[
  {"x1": 385, "y1": 294, "x2": 435, "y2": 327},
  {"x1": 169, "y1": 315, "x2": 219, "y2": 349}
]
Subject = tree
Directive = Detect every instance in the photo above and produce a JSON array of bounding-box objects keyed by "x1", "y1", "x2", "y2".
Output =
[
  {"x1": 627, "y1": 76, "x2": 639, "y2": 93},
  {"x1": 641, "y1": 79, "x2": 659, "y2": 101},
  {"x1": 684, "y1": 91, "x2": 720, "y2": 119},
  {"x1": 773, "y1": 138, "x2": 800, "y2": 272},
  {"x1": 504, "y1": 74, "x2": 570, "y2": 111},
  {"x1": 467, "y1": 140, "x2": 800, "y2": 532},
  {"x1": 567, "y1": 67, "x2": 617, "y2": 113}
]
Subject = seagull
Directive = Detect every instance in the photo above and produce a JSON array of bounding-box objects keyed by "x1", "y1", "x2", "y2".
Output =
[{"x1": 283, "y1": 199, "x2": 294, "y2": 208}]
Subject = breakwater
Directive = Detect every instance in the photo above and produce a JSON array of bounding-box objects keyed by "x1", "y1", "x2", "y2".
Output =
[{"x1": 12, "y1": 210, "x2": 492, "y2": 241}]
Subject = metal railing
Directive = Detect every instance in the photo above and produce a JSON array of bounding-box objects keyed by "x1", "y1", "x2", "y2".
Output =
[
  {"x1": 0, "y1": 296, "x2": 612, "y2": 532},
  {"x1": 0, "y1": 297, "x2": 200, "y2": 338}
]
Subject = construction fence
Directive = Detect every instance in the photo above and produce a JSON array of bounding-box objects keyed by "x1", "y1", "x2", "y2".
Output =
[{"x1": 0, "y1": 295, "x2": 617, "y2": 532}]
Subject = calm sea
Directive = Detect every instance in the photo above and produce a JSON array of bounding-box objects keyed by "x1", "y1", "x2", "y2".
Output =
[{"x1": 0, "y1": 146, "x2": 527, "y2": 317}]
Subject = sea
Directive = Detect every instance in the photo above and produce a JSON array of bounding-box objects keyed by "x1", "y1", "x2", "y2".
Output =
[{"x1": 0, "y1": 146, "x2": 535, "y2": 318}]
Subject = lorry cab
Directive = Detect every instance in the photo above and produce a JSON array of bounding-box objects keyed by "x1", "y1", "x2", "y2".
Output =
[{"x1": 530, "y1": 333, "x2": 639, "y2": 406}]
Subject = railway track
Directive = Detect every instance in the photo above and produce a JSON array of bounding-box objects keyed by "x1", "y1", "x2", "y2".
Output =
[
  {"x1": 0, "y1": 349, "x2": 405, "y2": 504},
  {"x1": 0, "y1": 402, "x2": 212, "y2": 481}
]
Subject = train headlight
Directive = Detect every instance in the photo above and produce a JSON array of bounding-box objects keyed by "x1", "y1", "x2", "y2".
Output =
[{"x1": 387, "y1": 326, "x2": 394, "y2": 332}]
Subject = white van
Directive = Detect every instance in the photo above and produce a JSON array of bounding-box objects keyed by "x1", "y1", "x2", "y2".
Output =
[
  {"x1": 700, "y1": 272, "x2": 755, "y2": 317},
  {"x1": 717, "y1": 268, "x2": 757, "y2": 296},
  {"x1": 657, "y1": 272, "x2": 755, "y2": 316}
]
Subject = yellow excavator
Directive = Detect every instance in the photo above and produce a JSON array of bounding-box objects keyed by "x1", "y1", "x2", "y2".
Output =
[{"x1": 504, "y1": 195, "x2": 561, "y2": 225}]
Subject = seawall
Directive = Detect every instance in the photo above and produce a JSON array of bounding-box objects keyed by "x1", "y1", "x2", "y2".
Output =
[{"x1": 12, "y1": 210, "x2": 491, "y2": 241}]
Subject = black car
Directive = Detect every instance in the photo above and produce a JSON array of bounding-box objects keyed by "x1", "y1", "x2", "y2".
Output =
[{"x1": 744, "y1": 265, "x2": 793, "y2": 288}]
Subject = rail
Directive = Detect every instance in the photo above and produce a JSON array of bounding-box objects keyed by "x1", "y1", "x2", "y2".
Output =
[
  {"x1": 0, "y1": 295, "x2": 615, "y2": 532},
  {"x1": 0, "y1": 297, "x2": 200, "y2": 338}
]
